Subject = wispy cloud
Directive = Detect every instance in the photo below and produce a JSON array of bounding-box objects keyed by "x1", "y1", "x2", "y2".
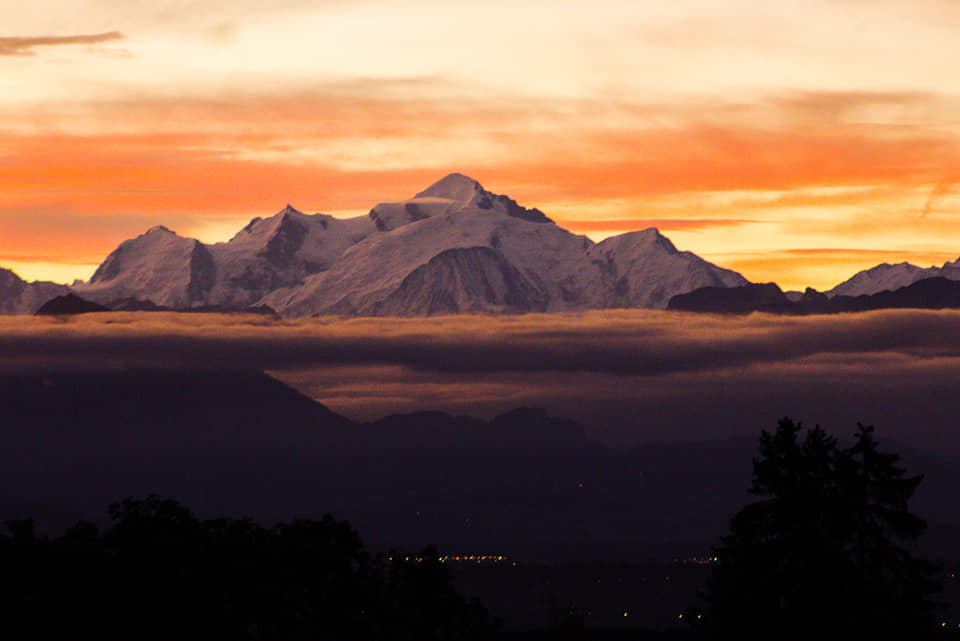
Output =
[
  {"x1": 4, "y1": 90, "x2": 959, "y2": 206},
  {"x1": 557, "y1": 218, "x2": 760, "y2": 232},
  {"x1": 921, "y1": 175, "x2": 960, "y2": 217},
  {"x1": 0, "y1": 32, "x2": 124, "y2": 56}
]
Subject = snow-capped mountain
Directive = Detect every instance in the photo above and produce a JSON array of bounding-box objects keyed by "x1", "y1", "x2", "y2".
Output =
[
  {"x1": 71, "y1": 206, "x2": 378, "y2": 310},
  {"x1": 72, "y1": 226, "x2": 216, "y2": 309},
  {"x1": 0, "y1": 268, "x2": 70, "y2": 315},
  {"x1": 588, "y1": 229, "x2": 747, "y2": 309},
  {"x1": 20, "y1": 173, "x2": 751, "y2": 316},
  {"x1": 206, "y1": 205, "x2": 376, "y2": 307},
  {"x1": 263, "y1": 174, "x2": 748, "y2": 315},
  {"x1": 827, "y1": 259, "x2": 960, "y2": 297}
]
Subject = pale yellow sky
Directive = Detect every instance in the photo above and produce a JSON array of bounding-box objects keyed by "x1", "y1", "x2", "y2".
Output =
[{"x1": 2, "y1": 0, "x2": 960, "y2": 289}]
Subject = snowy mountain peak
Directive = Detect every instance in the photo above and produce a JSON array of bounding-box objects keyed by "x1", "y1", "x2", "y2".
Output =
[
  {"x1": 89, "y1": 226, "x2": 198, "y2": 285},
  {"x1": 598, "y1": 228, "x2": 678, "y2": 254},
  {"x1": 77, "y1": 224, "x2": 215, "y2": 307},
  {"x1": 367, "y1": 173, "x2": 552, "y2": 232},
  {"x1": 826, "y1": 261, "x2": 945, "y2": 297},
  {"x1": 279, "y1": 204, "x2": 304, "y2": 218},
  {"x1": 414, "y1": 173, "x2": 485, "y2": 202},
  {"x1": 268, "y1": 206, "x2": 309, "y2": 233},
  {"x1": 234, "y1": 205, "x2": 309, "y2": 241},
  {"x1": 588, "y1": 228, "x2": 747, "y2": 308},
  {"x1": 636, "y1": 228, "x2": 677, "y2": 252}
]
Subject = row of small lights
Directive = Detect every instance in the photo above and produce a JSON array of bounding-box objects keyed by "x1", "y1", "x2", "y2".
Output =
[
  {"x1": 390, "y1": 554, "x2": 716, "y2": 565},
  {"x1": 674, "y1": 556, "x2": 719, "y2": 565},
  {"x1": 440, "y1": 554, "x2": 508, "y2": 563},
  {"x1": 387, "y1": 555, "x2": 510, "y2": 564}
]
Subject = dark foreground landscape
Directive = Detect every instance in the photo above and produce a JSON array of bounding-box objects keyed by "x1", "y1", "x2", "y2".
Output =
[
  {"x1": 4, "y1": 369, "x2": 960, "y2": 636},
  {"x1": 7, "y1": 504, "x2": 959, "y2": 639}
]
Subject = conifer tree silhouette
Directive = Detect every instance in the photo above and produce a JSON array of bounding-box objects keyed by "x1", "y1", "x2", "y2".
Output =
[{"x1": 697, "y1": 418, "x2": 940, "y2": 639}]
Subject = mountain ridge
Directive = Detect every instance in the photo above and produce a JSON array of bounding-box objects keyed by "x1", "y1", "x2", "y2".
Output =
[
  {"x1": 669, "y1": 276, "x2": 960, "y2": 315},
  {"x1": 0, "y1": 267, "x2": 70, "y2": 315},
  {"x1": 7, "y1": 175, "x2": 960, "y2": 315},
  {"x1": 827, "y1": 258, "x2": 960, "y2": 297},
  {"x1": 20, "y1": 173, "x2": 749, "y2": 317}
]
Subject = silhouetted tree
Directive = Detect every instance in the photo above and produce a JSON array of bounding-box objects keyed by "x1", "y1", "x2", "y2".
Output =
[
  {"x1": 697, "y1": 418, "x2": 940, "y2": 639},
  {"x1": 841, "y1": 425, "x2": 941, "y2": 632},
  {"x1": 0, "y1": 495, "x2": 498, "y2": 640}
]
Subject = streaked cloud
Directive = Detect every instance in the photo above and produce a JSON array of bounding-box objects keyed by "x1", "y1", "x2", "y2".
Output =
[
  {"x1": 921, "y1": 175, "x2": 960, "y2": 218},
  {"x1": 0, "y1": 32, "x2": 124, "y2": 56},
  {"x1": 3, "y1": 89, "x2": 958, "y2": 205},
  {"x1": 557, "y1": 219, "x2": 759, "y2": 233}
]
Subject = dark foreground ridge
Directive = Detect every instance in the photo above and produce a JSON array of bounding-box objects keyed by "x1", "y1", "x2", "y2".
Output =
[
  {"x1": 6, "y1": 422, "x2": 959, "y2": 638},
  {"x1": 0, "y1": 369, "x2": 748, "y2": 556},
  {"x1": 4, "y1": 369, "x2": 960, "y2": 636},
  {"x1": 668, "y1": 276, "x2": 960, "y2": 314}
]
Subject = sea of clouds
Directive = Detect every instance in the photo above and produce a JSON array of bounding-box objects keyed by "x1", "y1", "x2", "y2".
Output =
[{"x1": 4, "y1": 309, "x2": 960, "y2": 452}]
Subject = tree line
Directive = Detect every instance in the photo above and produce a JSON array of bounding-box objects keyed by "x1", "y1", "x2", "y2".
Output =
[
  {"x1": 2, "y1": 418, "x2": 948, "y2": 639},
  {"x1": 1, "y1": 496, "x2": 498, "y2": 640}
]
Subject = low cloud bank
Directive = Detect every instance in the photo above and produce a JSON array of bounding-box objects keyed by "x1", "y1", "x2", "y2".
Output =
[
  {"x1": 3, "y1": 309, "x2": 960, "y2": 375},
  {"x1": 5, "y1": 310, "x2": 960, "y2": 452}
]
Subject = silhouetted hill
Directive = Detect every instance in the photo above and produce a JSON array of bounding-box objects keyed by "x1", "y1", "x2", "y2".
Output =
[
  {"x1": 34, "y1": 293, "x2": 109, "y2": 315},
  {"x1": 0, "y1": 370, "x2": 619, "y2": 551},
  {"x1": 365, "y1": 407, "x2": 587, "y2": 451},
  {"x1": 668, "y1": 276, "x2": 960, "y2": 315},
  {"x1": 832, "y1": 276, "x2": 960, "y2": 312},
  {"x1": 3, "y1": 369, "x2": 958, "y2": 558},
  {"x1": 667, "y1": 283, "x2": 793, "y2": 314}
]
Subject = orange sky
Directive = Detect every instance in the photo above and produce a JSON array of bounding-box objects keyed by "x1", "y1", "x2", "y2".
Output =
[{"x1": 3, "y1": 1, "x2": 960, "y2": 290}]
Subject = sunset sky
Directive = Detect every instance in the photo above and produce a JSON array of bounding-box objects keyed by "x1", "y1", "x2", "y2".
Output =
[{"x1": 3, "y1": 0, "x2": 960, "y2": 290}]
